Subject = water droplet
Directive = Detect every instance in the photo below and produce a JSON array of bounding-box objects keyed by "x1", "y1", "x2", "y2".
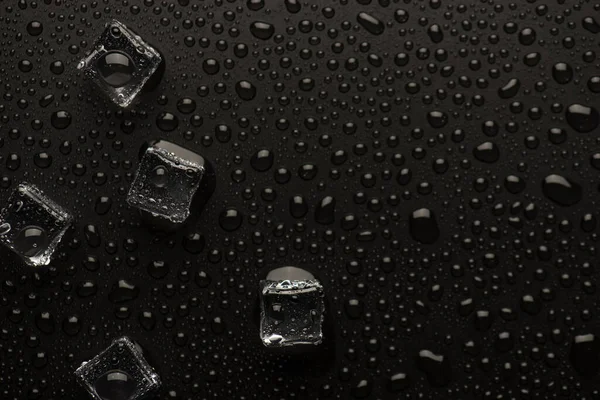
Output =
[
  {"x1": 109, "y1": 280, "x2": 140, "y2": 303},
  {"x1": 84, "y1": 224, "x2": 101, "y2": 247},
  {"x1": 34, "y1": 152, "x2": 52, "y2": 169},
  {"x1": 235, "y1": 80, "x2": 256, "y2": 100},
  {"x1": 498, "y1": 78, "x2": 520, "y2": 98},
  {"x1": 473, "y1": 142, "x2": 500, "y2": 163},
  {"x1": 95, "y1": 196, "x2": 112, "y2": 215},
  {"x1": 409, "y1": 208, "x2": 439, "y2": 244},
  {"x1": 139, "y1": 311, "x2": 156, "y2": 331},
  {"x1": 247, "y1": 0, "x2": 264, "y2": 11},
  {"x1": 566, "y1": 104, "x2": 599, "y2": 133},
  {"x1": 176, "y1": 97, "x2": 196, "y2": 114},
  {"x1": 552, "y1": 62, "x2": 573, "y2": 84},
  {"x1": 195, "y1": 270, "x2": 211, "y2": 288},
  {"x1": 542, "y1": 174, "x2": 582, "y2": 206},
  {"x1": 95, "y1": 370, "x2": 137, "y2": 400},
  {"x1": 77, "y1": 281, "x2": 97, "y2": 298},
  {"x1": 250, "y1": 21, "x2": 274, "y2": 40},
  {"x1": 156, "y1": 112, "x2": 179, "y2": 132},
  {"x1": 426, "y1": 110, "x2": 448, "y2": 128},
  {"x1": 290, "y1": 196, "x2": 308, "y2": 218},
  {"x1": 182, "y1": 232, "x2": 205, "y2": 254},
  {"x1": 14, "y1": 226, "x2": 48, "y2": 257},
  {"x1": 427, "y1": 24, "x2": 443, "y2": 43},
  {"x1": 387, "y1": 372, "x2": 410, "y2": 392},
  {"x1": 250, "y1": 149, "x2": 274, "y2": 172},
  {"x1": 582, "y1": 16, "x2": 600, "y2": 34},
  {"x1": 35, "y1": 311, "x2": 55, "y2": 334},
  {"x1": 284, "y1": 0, "x2": 301, "y2": 13},
  {"x1": 219, "y1": 208, "x2": 243, "y2": 231},
  {"x1": 62, "y1": 315, "x2": 82, "y2": 336},
  {"x1": 357, "y1": 12, "x2": 385, "y2": 35},
  {"x1": 315, "y1": 196, "x2": 335, "y2": 225},
  {"x1": 394, "y1": 9, "x2": 409, "y2": 23},
  {"x1": 147, "y1": 260, "x2": 170, "y2": 279},
  {"x1": 97, "y1": 51, "x2": 135, "y2": 88},
  {"x1": 518, "y1": 27, "x2": 536, "y2": 45},
  {"x1": 26, "y1": 21, "x2": 43, "y2": 36},
  {"x1": 51, "y1": 110, "x2": 72, "y2": 129},
  {"x1": 202, "y1": 58, "x2": 220, "y2": 75},
  {"x1": 417, "y1": 349, "x2": 452, "y2": 387},
  {"x1": 570, "y1": 334, "x2": 600, "y2": 377}
]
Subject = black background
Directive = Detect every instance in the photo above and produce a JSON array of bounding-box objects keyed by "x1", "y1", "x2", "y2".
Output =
[{"x1": 1, "y1": 0, "x2": 600, "y2": 399}]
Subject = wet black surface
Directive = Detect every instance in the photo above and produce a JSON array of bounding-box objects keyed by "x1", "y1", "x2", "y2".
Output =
[{"x1": 1, "y1": 0, "x2": 600, "y2": 399}]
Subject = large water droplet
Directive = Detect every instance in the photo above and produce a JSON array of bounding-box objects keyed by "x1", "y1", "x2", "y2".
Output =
[
  {"x1": 566, "y1": 104, "x2": 599, "y2": 133},
  {"x1": 518, "y1": 27, "x2": 536, "y2": 45},
  {"x1": 147, "y1": 260, "x2": 170, "y2": 279},
  {"x1": 290, "y1": 196, "x2": 308, "y2": 218},
  {"x1": 97, "y1": 51, "x2": 135, "y2": 88},
  {"x1": 498, "y1": 78, "x2": 520, "y2": 98},
  {"x1": 26, "y1": 21, "x2": 43, "y2": 36},
  {"x1": 542, "y1": 174, "x2": 582, "y2": 206},
  {"x1": 250, "y1": 149, "x2": 273, "y2": 172},
  {"x1": 552, "y1": 62, "x2": 573, "y2": 84},
  {"x1": 582, "y1": 16, "x2": 600, "y2": 34},
  {"x1": 109, "y1": 280, "x2": 140, "y2": 303},
  {"x1": 427, "y1": 24, "x2": 443, "y2": 43},
  {"x1": 247, "y1": 0, "x2": 264, "y2": 11},
  {"x1": 409, "y1": 208, "x2": 439, "y2": 244},
  {"x1": 35, "y1": 311, "x2": 55, "y2": 334},
  {"x1": 417, "y1": 349, "x2": 452, "y2": 387},
  {"x1": 473, "y1": 142, "x2": 500, "y2": 163},
  {"x1": 95, "y1": 370, "x2": 137, "y2": 400},
  {"x1": 315, "y1": 196, "x2": 335, "y2": 224},
  {"x1": 284, "y1": 0, "x2": 301, "y2": 13},
  {"x1": 387, "y1": 372, "x2": 410, "y2": 392},
  {"x1": 14, "y1": 226, "x2": 48, "y2": 257},
  {"x1": 182, "y1": 232, "x2": 205, "y2": 254},
  {"x1": 357, "y1": 12, "x2": 385, "y2": 35},
  {"x1": 570, "y1": 334, "x2": 600, "y2": 377},
  {"x1": 426, "y1": 110, "x2": 448, "y2": 128},
  {"x1": 219, "y1": 208, "x2": 243, "y2": 231},
  {"x1": 250, "y1": 21, "x2": 274, "y2": 40},
  {"x1": 51, "y1": 110, "x2": 72, "y2": 129},
  {"x1": 156, "y1": 112, "x2": 179, "y2": 132},
  {"x1": 236, "y1": 80, "x2": 256, "y2": 100}
]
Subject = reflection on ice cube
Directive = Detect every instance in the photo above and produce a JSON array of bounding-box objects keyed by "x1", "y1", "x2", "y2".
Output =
[
  {"x1": 78, "y1": 20, "x2": 163, "y2": 107},
  {"x1": 0, "y1": 183, "x2": 72, "y2": 266},
  {"x1": 75, "y1": 337, "x2": 161, "y2": 400},
  {"x1": 126, "y1": 140, "x2": 210, "y2": 227},
  {"x1": 259, "y1": 267, "x2": 325, "y2": 348}
]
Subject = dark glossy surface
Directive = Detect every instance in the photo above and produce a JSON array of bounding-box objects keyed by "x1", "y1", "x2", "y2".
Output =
[{"x1": 1, "y1": 1, "x2": 600, "y2": 399}]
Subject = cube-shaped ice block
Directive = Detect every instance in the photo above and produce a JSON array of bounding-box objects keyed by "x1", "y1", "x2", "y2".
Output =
[
  {"x1": 75, "y1": 337, "x2": 161, "y2": 400},
  {"x1": 259, "y1": 269, "x2": 325, "y2": 348},
  {"x1": 78, "y1": 20, "x2": 162, "y2": 107},
  {"x1": 0, "y1": 183, "x2": 72, "y2": 266},
  {"x1": 126, "y1": 140, "x2": 207, "y2": 224}
]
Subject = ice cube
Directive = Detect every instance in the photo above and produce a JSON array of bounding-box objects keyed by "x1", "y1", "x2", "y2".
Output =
[
  {"x1": 78, "y1": 20, "x2": 163, "y2": 107},
  {"x1": 0, "y1": 183, "x2": 72, "y2": 266},
  {"x1": 75, "y1": 337, "x2": 161, "y2": 400},
  {"x1": 259, "y1": 267, "x2": 325, "y2": 348},
  {"x1": 126, "y1": 140, "x2": 210, "y2": 226}
]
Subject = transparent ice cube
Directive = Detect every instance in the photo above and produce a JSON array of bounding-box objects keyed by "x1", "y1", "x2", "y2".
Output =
[
  {"x1": 259, "y1": 272, "x2": 325, "y2": 348},
  {"x1": 0, "y1": 183, "x2": 72, "y2": 266},
  {"x1": 75, "y1": 337, "x2": 161, "y2": 400},
  {"x1": 126, "y1": 140, "x2": 206, "y2": 224},
  {"x1": 78, "y1": 20, "x2": 162, "y2": 107}
]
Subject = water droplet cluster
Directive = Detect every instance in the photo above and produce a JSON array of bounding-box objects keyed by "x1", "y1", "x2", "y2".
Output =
[{"x1": 1, "y1": 0, "x2": 600, "y2": 398}]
